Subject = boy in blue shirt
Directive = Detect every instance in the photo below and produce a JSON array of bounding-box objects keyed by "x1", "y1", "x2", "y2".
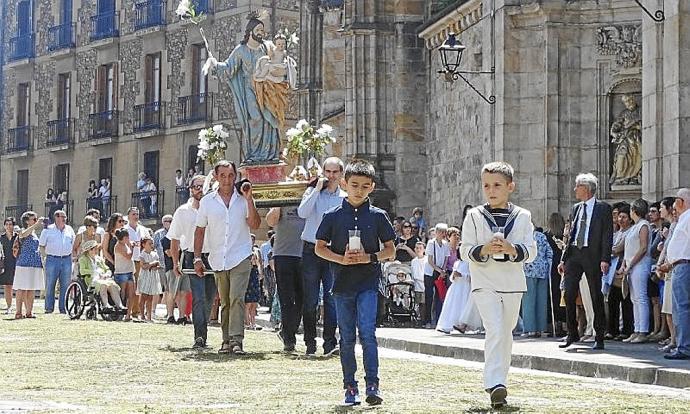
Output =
[{"x1": 315, "y1": 160, "x2": 396, "y2": 406}]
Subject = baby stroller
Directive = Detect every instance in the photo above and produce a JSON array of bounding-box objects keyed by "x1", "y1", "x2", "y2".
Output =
[
  {"x1": 383, "y1": 262, "x2": 418, "y2": 327},
  {"x1": 65, "y1": 274, "x2": 127, "y2": 321}
]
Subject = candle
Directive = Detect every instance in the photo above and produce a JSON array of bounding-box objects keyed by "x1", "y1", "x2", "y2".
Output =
[{"x1": 492, "y1": 231, "x2": 504, "y2": 260}]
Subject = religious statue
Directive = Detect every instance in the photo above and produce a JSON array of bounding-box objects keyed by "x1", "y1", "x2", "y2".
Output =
[
  {"x1": 204, "y1": 11, "x2": 296, "y2": 165},
  {"x1": 609, "y1": 94, "x2": 642, "y2": 186}
]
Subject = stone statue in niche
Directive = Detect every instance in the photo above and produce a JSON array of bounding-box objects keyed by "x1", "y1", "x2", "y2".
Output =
[{"x1": 609, "y1": 94, "x2": 642, "y2": 186}]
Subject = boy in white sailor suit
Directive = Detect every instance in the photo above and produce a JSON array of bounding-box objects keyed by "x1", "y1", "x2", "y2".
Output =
[{"x1": 460, "y1": 161, "x2": 537, "y2": 409}]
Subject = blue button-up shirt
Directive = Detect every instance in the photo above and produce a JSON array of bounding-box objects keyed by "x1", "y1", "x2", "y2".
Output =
[
  {"x1": 297, "y1": 185, "x2": 347, "y2": 243},
  {"x1": 316, "y1": 199, "x2": 396, "y2": 293}
]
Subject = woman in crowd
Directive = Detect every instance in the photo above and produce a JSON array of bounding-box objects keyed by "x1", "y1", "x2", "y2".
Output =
[
  {"x1": 12, "y1": 212, "x2": 45, "y2": 319},
  {"x1": 245, "y1": 241, "x2": 263, "y2": 331},
  {"x1": 102, "y1": 213, "x2": 124, "y2": 274},
  {"x1": 138, "y1": 236, "x2": 162, "y2": 322},
  {"x1": 113, "y1": 227, "x2": 136, "y2": 321},
  {"x1": 621, "y1": 199, "x2": 653, "y2": 344},
  {"x1": 544, "y1": 212, "x2": 566, "y2": 337},
  {"x1": 657, "y1": 197, "x2": 678, "y2": 352},
  {"x1": 1, "y1": 217, "x2": 18, "y2": 313},
  {"x1": 609, "y1": 204, "x2": 634, "y2": 340},
  {"x1": 78, "y1": 240, "x2": 125, "y2": 311},
  {"x1": 444, "y1": 227, "x2": 461, "y2": 275},
  {"x1": 72, "y1": 216, "x2": 102, "y2": 258},
  {"x1": 521, "y1": 228, "x2": 554, "y2": 338},
  {"x1": 45, "y1": 188, "x2": 56, "y2": 204},
  {"x1": 87, "y1": 180, "x2": 100, "y2": 212},
  {"x1": 395, "y1": 220, "x2": 420, "y2": 264}
]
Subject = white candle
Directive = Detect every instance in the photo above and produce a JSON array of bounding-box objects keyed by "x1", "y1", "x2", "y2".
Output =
[
  {"x1": 349, "y1": 235, "x2": 361, "y2": 251},
  {"x1": 492, "y1": 231, "x2": 504, "y2": 260}
]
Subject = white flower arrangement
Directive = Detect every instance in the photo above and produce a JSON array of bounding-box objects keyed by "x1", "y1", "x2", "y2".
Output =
[
  {"x1": 282, "y1": 119, "x2": 336, "y2": 162},
  {"x1": 279, "y1": 27, "x2": 300, "y2": 50},
  {"x1": 175, "y1": 0, "x2": 205, "y2": 24},
  {"x1": 197, "y1": 124, "x2": 229, "y2": 167}
]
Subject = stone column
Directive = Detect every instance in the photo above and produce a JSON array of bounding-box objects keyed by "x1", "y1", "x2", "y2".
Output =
[{"x1": 660, "y1": 0, "x2": 690, "y2": 192}]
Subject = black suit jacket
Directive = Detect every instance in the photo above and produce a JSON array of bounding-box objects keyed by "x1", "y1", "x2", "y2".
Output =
[{"x1": 562, "y1": 200, "x2": 613, "y2": 265}]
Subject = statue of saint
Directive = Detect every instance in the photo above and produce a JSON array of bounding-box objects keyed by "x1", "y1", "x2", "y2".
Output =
[
  {"x1": 609, "y1": 94, "x2": 642, "y2": 186},
  {"x1": 205, "y1": 11, "x2": 293, "y2": 165}
]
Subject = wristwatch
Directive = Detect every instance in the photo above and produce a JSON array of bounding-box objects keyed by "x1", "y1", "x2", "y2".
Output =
[{"x1": 369, "y1": 253, "x2": 378, "y2": 264}]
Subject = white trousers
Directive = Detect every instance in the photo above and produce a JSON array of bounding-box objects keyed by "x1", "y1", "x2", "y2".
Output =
[
  {"x1": 472, "y1": 289, "x2": 522, "y2": 389},
  {"x1": 579, "y1": 276, "x2": 594, "y2": 336}
]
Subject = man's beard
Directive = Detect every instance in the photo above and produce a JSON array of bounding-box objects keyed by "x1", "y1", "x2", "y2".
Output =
[{"x1": 251, "y1": 32, "x2": 263, "y2": 43}]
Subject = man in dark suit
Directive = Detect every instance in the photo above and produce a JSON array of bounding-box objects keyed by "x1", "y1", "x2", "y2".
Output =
[{"x1": 558, "y1": 173, "x2": 613, "y2": 350}]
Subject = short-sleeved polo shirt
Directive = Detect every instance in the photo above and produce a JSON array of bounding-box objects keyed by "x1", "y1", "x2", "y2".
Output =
[{"x1": 316, "y1": 198, "x2": 396, "y2": 293}]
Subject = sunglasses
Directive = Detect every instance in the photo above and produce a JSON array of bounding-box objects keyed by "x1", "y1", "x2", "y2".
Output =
[
  {"x1": 190, "y1": 184, "x2": 203, "y2": 190},
  {"x1": 403, "y1": 224, "x2": 411, "y2": 228},
  {"x1": 117, "y1": 219, "x2": 125, "y2": 223}
]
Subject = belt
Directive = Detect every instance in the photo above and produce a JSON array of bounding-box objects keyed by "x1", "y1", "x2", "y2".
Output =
[
  {"x1": 303, "y1": 241, "x2": 315, "y2": 248},
  {"x1": 47, "y1": 254, "x2": 72, "y2": 259},
  {"x1": 672, "y1": 259, "x2": 690, "y2": 268}
]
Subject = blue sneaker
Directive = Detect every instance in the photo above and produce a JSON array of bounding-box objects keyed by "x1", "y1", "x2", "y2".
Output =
[
  {"x1": 343, "y1": 386, "x2": 361, "y2": 406},
  {"x1": 365, "y1": 384, "x2": 383, "y2": 405}
]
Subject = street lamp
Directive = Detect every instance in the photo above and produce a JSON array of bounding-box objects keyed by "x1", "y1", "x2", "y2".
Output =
[
  {"x1": 437, "y1": 33, "x2": 496, "y2": 105},
  {"x1": 632, "y1": 0, "x2": 664, "y2": 22}
]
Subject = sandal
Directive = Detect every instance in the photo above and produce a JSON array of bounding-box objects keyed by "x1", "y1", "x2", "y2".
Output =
[
  {"x1": 25, "y1": 314, "x2": 35, "y2": 319},
  {"x1": 14, "y1": 313, "x2": 23, "y2": 319}
]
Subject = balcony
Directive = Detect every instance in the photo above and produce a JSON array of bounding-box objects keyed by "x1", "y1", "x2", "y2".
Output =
[
  {"x1": 134, "y1": 102, "x2": 166, "y2": 132},
  {"x1": 47, "y1": 23, "x2": 75, "y2": 52},
  {"x1": 7, "y1": 33, "x2": 35, "y2": 61},
  {"x1": 193, "y1": 0, "x2": 213, "y2": 14},
  {"x1": 45, "y1": 199, "x2": 74, "y2": 224},
  {"x1": 46, "y1": 119, "x2": 74, "y2": 148},
  {"x1": 86, "y1": 195, "x2": 118, "y2": 222},
  {"x1": 174, "y1": 186, "x2": 189, "y2": 210},
  {"x1": 87, "y1": 110, "x2": 119, "y2": 140},
  {"x1": 131, "y1": 190, "x2": 164, "y2": 219},
  {"x1": 5, "y1": 205, "x2": 33, "y2": 220},
  {"x1": 134, "y1": 0, "x2": 166, "y2": 30},
  {"x1": 177, "y1": 93, "x2": 213, "y2": 125},
  {"x1": 90, "y1": 11, "x2": 120, "y2": 41},
  {"x1": 4, "y1": 126, "x2": 32, "y2": 154}
]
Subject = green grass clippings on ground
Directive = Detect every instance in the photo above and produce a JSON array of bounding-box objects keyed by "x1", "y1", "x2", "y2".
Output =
[{"x1": 0, "y1": 312, "x2": 688, "y2": 413}]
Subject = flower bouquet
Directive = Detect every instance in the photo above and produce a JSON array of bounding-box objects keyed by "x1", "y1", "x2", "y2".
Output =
[
  {"x1": 283, "y1": 119, "x2": 336, "y2": 164},
  {"x1": 197, "y1": 124, "x2": 230, "y2": 193},
  {"x1": 175, "y1": 0, "x2": 205, "y2": 24}
]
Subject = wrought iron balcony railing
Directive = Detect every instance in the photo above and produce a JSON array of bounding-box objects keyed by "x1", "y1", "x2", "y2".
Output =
[
  {"x1": 90, "y1": 11, "x2": 120, "y2": 41},
  {"x1": 46, "y1": 119, "x2": 74, "y2": 147},
  {"x1": 177, "y1": 93, "x2": 213, "y2": 125},
  {"x1": 134, "y1": 0, "x2": 166, "y2": 30},
  {"x1": 8, "y1": 33, "x2": 35, "y2": 61},
  {"x1": 131, "y1": 190, "x2": 164, "y2": 219},
  {"x1": 47, "y1": 23, "x2": 75, "y2": 51},
  {"x1": 134, "y1": 101, "x2": 166, "y2": 132},
  {"x1": 5, "y1": 205, "x2": 33, "y2": 220},
  {"x1": 4, "y1": 126, "x2": 32, "y2": 154},
  {"x1": 87, "y1": 110, "x2": 119, "y2": 140},
  {"x1": 86, "y1": 195, "x2": 117, "y2": 222}
]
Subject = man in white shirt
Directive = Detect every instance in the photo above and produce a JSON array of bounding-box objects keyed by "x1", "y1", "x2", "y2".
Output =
[
  {"x1": 99, "y1": 178, "x2": 111, "y2": 216},
  {"x1": 194, "y1": 161, "x2": 261, "y2": 355},
  {"x1": 38, "y1": 210, "x2": 75, "y2": 314},
  {"x1": 423, "y1": 223, "x2": 450, "y2": 327},
  {"x1": 126, "y1": 206, "x2": 150, "y2": 319},
  {"x1": 664, "y1": 188, "x2": 690, "y2": 360},
  {"x1": 168, "y1": 175, "x2": 212, "y2": 347}
]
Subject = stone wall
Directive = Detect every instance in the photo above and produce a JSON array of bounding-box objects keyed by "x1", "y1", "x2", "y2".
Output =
[
  {"x1": 121, "y1": 38, "x2": 143, "y2": 135},
  {"x1": 32, "y1": 61, "x2": 56, "y2": 147},
  {"x1": 35, "y1": 0, "x2": 55, "y2": 56},
  {"x1": 76, "y1": 49, "x2": 97, "y2": 139}
]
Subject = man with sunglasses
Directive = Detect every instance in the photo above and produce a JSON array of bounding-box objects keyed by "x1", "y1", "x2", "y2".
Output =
[
  {"x1": 39, "y1": 210, "x2": 75, "y2": 313},
  {"x1": 167, "y1": 175, "x2": 212, "y2": 345}
]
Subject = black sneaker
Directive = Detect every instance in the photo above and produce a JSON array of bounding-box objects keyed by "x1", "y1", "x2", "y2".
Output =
[
  {"x1": 193, "y1": 337, "x2": 206, "y2": 349},
  {"x1": 166, "y1": 316, "x2": 176, "y2": 324},
  {"x1": 306, "y1": 345, "x2": 317, "y2": 357},
  {"x1": 365, "y1": 384, "x2": 383, "y2": 406},
  {"x1": 489, "y1": 384, "x2": 507, "y2": 409},
  {"x1": 283, "y1": 344, "x2": 296, "y2": 353},
  {"x1": 176, "y1": 317, "x2": 188, "y2": 325}
]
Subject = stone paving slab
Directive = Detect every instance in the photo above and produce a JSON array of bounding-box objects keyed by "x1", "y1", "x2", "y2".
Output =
[{"x1": 256, "y1": 311, "x2": 690, "y2": 389}]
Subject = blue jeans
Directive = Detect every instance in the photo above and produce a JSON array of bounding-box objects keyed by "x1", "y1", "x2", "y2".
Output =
[
  {"x1": 302, "y1": 243, "x2": 337, "y2": 351},
  {"x1": 672, "y1": 264, "x2": 690, "y2": 356},
  {"x1": 521, "y1": 277, "x2": 549, "y2": 332},
  {"x1": 334, "y1": 288, "x2": 379, "y2": 388},
  {"x1": 189, "y1": 274, "x2": 217, "y2": 342},
  {"x1": 44, "y1": 256, "x2": 72, "y2": 313}
]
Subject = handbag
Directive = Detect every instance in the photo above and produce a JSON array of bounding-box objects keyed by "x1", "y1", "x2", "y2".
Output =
[
  {"x1": 434, "y1": 275, "x2": 448, "y2": 301},
  {"x1": 12, "y1": 236, "x2": 22, "y2": 259}
]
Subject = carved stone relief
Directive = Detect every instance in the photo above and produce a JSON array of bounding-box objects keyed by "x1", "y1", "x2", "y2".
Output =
[
  {"x1": 596, "y1": 24, "x2": 642, "y2": 69},
  {"x1": 607, "y1": 79, "x2": 642, "y2": 191}
]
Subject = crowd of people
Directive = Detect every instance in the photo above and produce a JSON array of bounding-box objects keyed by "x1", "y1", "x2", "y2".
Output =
[{"x1": 1, "y1": 157, "x2": 689, "y2": 408}]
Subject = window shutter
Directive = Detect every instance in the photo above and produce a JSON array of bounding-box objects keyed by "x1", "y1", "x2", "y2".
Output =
[
  {"x1": 111, "y1": 62, "x2": 119, "y2": 111},
  {"x1": 191, "y1": 45, "x2": 200, "y2": 95},
  {"x1": 145, "y1": 54, "x2": 152, "y2": 103},
  {"x1": 97, "y1": 65, "x2": 106, "y2": 112}
]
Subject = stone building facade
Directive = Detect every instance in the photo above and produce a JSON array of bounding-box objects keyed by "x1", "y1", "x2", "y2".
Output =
[
  {"x1": 0, "y1": 0, "x2": 299, "y2": 222},
  {"x1": 301, "y1": 0, "x2": 689, "y2": 227}
]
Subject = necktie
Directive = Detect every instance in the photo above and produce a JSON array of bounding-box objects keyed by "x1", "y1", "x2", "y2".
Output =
[{"x1": 575, "y1": 204, "x2": 588, "y2": 249}]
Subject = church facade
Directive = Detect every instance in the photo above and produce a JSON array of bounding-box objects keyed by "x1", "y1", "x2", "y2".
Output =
[{"x1": 302, "y1": 0, "x2": 689, "y2": 226}]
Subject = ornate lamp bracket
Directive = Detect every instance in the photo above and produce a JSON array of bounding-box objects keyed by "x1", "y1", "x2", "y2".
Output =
[{"x1": 632, "y1": 0, "x2": 665, "y2": 22}]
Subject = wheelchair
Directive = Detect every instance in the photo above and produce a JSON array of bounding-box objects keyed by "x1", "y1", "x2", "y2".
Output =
[{"x1": 65, "y1": 276, "x2": 127, "y2": 321}]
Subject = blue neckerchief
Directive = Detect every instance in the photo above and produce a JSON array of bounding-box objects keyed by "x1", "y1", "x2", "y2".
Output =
[{"x1": 478, "y1": 203, "x2": 519, "y2": 238}]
